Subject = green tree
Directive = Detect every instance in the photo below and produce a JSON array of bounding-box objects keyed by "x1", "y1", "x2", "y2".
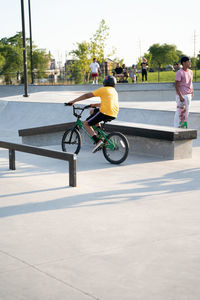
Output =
[
  {"x1": 32, "y1": 49, "x2": 51, "y2": 79},
  {"x1": 176, "y1": 49, "x2": 185, "y2": 62},
  {"x1": 0, "y1": 32, "x2": 51, "y2": 84},
  {"x1": 69, "y1": 19, "x2": 114, "y2": 83},
  {"x1": 190, "y1": 56, "x2": 197, "y2": 68},
  {"x1": 70, "y1": 41, "x2": 91, "y2": 83},
  {"x1": 90, "y1": 19, "x2": 110, "y2": 64},
  {"x1": 148, "y1": 43, "x2": 179, "y2": 81},
  {"x1": 196, "y1": 52, "x2": 200, "y2": 69},
  {"x1": 0, "y1": 52, "x2": 5, "y2": 68},
  {"x1": 0, "y1": 33, "x2": 23, "y2": 83},
  {"x1": 65, "y1": 59, "x2": 81, "y2": 83}
]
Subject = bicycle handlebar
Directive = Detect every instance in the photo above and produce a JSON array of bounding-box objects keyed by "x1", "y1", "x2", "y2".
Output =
[
  {"x1": 64, "y1": 103, "x2": 91, "y2": 109},
  {"x1": 64, "y1": 103, "x2": 92, "y2": 118}
]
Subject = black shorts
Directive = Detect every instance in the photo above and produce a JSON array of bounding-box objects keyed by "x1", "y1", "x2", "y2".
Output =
[{"x1": 86, "y1": 108, "x2": 115, "y2": 126}]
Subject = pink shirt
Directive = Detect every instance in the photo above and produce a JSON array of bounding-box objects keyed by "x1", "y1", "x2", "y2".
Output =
[{"x1": 175, "y1": 68, "x2": 193, "y2": 95}]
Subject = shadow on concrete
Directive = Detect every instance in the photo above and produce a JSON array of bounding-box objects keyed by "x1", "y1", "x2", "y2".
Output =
[
  {"x1": 0, "y1": 147, "x2": 163, "y2": 180},
  {"x1": 1, "y1": 167, "x2": 200, "y2": 218},
  {"x1": 123, "y1": 167, "x2": 200, "y2": 192}
]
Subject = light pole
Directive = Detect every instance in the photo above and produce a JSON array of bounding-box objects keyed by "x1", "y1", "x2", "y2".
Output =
[
  {"x1": 28, "y1": 0, "x2": 34, "y2": 84},
  {"x1": 20, "y1": 0, "x2": 28, "y2": 97}
]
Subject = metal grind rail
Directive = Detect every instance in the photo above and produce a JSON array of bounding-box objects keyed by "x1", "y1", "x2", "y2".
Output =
[{"x1": 0, "y1": 141, "x2": 77, "y2": 187}]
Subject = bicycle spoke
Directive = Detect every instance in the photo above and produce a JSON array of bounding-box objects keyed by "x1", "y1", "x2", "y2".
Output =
[
  {"x1": 103, "y1": 132, "x2": 129, "y2": 164},
  {"x1": 62, "y1": 128, "x2": 81, "y2": 154}
]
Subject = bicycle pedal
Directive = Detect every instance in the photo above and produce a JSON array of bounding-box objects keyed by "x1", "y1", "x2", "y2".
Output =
[
  {"x1": 92, "y1": 141, "x2": 104, "y2": 153},
  {"x1": 93, "y1": 145, "x2": 103, "y2": 153},
  {"x1": 97, "y1": 146, "x2": 103, "y2": 151}
]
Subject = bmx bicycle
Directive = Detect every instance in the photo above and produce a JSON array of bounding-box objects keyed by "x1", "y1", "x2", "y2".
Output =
[{"x1": 62, "y1": 103, "x2": 129, "y2": 164}]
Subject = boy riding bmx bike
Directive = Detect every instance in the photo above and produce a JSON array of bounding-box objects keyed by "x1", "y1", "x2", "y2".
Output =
[{"x1": 68, "y1": 75, "x2": 119, "y2": 153}]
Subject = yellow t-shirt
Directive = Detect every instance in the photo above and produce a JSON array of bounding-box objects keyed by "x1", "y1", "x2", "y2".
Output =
[{"x1": 92, "y1": 87, "x2": 119, "y2": 118}]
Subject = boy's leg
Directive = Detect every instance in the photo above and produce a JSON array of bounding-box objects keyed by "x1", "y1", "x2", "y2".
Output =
[
  {"x1": 83, "y1": 120, "x2": 103, "y2": 152},
  {"x1": 85, "y1": 110, "x2": 113, "y2": 152},
  {"x1": 145, "y1": 70, "x2": 147, "y2": 81},
  {"x1": 174, "y1": 94, "x2": 192, "y2": 127},
  {"x1": 95, "y1": 74, "x2": 98, "y2": 84},
  {"x1": 85, "y1": 109, "x2": 102, "y2": 142},
  {"x1": 185, "y1": 94, "x2": 192, "y2": 123},
  {"x1": 88, "y1": 108, "x2": 100, "y2": 127},
  {"x1": 92, "y1": 73, "x2": 95, "y2": 84},
  {"x1": 83, "y1": 120, "x2": 97, "y2": 137}
]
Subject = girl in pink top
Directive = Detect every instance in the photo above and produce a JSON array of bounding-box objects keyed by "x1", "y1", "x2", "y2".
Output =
[{"x1": 174, "y1": 56, "x2": 193, "y2": 127}]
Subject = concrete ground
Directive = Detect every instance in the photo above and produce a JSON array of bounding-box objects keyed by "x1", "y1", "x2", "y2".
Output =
[{"x1": 0, "y1": 84, "x2": 200, "y2": 300}]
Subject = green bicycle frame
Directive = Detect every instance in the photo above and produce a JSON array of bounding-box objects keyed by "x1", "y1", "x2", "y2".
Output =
[{"x1": 75, "y1": 119, "x2": 115, "y2": 150}]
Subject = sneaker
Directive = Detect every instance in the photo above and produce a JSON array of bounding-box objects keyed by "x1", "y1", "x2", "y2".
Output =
[{"x1": 92, "y1": 140, "x2": 103, "y2": 153}]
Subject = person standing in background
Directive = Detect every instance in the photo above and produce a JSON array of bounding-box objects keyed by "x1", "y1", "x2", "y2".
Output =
[
  {"x1": 122, "y1": 64, "x2": 129, "y2": 82},
  {"x1": 90, "y1": 58, "x2": 100, "y2": 84},
  {"x1": 129, "y1": 64, "x2": 137, "y2": 83},
  {"x1": 174, "y1": 56, "x2": 193, "y2": 127},
  {"x1": 141, "y1": 58, "x2": 148, "y2": 82},
  {"x1": 173, "y1": 62, "x2": 181, "y2": 72},
  {"x1": 113, "y1": 63, "x2": 123, "y2": 82}
]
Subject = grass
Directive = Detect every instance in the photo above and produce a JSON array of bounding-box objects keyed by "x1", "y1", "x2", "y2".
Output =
[
  {"x1": 91, "y1": 69, "x2": 200, "y2": 85},
  {"x1": 1, "y1": 69, "x2": 199, "y2": 86},
  {"x1": 134, "y1": 69, "x2": 200, "y2": 83}
]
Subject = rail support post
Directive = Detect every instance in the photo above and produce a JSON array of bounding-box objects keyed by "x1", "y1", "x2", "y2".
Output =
[
  {"x1": 69, "y1": 155, "x2": 77, "y2": 187},
  {"x1": 9, "y1": 149, "x2": 16, "y2": 170}
]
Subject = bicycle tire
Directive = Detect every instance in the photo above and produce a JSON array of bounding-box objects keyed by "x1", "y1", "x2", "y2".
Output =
[
  {"x1": 62, "y1": 128, "x2": 81, "y2": 154},
  {"x1": 102, "y1": 132, "x2": 129, "y2": 164}
]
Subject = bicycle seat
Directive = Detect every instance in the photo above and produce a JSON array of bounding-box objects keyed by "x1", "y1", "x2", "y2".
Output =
[{"x1": 100, "y1": 120, "x2": 112, "y2": 130}]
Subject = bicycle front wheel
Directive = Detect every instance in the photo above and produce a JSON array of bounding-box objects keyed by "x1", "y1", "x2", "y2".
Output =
[
  {"x1": 62, "y1": 128, "x2": 81, "y2": 154},
  {"x1": 103, "y1": 132, "x2": 129, "y2": 164}
]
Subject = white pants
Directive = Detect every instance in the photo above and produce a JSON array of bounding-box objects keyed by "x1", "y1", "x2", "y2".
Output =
[{"x1": 174, "y1": 94, "x2": 192, "y2": 128}]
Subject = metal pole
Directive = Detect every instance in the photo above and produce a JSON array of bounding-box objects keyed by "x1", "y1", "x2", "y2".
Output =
[
  {"x1": 9, "y1": 149, "x2": 16, "y2": 170},
  {"x1": 105, "y1": 61, "x2": 108, "y2": 76},
  {"x1": 69, "y1": 156, "x2": 77, "y2": 187},
  {"x1": 28, "y1": 0, "x2": 34, "y2": 84},
  {"x1": 20, "y1": 0, "x2": 29, "y2": 97}
]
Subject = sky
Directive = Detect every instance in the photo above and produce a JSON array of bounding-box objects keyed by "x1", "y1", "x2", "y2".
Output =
[{"x1": 1, "y1": 0, "x2": 200, "y2": 66}]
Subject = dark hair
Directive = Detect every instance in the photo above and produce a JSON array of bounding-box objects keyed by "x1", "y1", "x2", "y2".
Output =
[
  {"x1": 174, "y1": 62, "x2": 179, "y2": 66},
  {"x1": 181, "y1": 56, "x2": 190, "y2": 65}
]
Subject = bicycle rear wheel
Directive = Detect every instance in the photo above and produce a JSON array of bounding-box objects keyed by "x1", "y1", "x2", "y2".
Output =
[
  {"x1": 103, "y1": 132, "x2": 129, "y2": 164},
  {"x1": 62, "y1": 128, "x2": 81, "y2": 154}
]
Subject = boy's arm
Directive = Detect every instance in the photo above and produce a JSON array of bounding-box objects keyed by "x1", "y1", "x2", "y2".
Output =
[
  {"x1": 175, "y1": 81, "x2": 184, "y2": 102},
  {"x1": 90, "y1": 103, "x2": 100, "y2": 108},
  {"x1": 68, "y1": 92, "x2": 94, "y2": 105}
]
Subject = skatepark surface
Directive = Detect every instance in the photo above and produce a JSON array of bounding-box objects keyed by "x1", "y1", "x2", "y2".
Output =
[{"x1": 0, "y1": 84, "x2": 200, "y2": 300}]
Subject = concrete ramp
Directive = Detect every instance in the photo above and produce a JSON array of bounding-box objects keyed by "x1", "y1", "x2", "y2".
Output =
[
  {"x1": 0, "y1": 100, "x2": 200, "y2": 136},
  {"x1": 118, "y1": 107, "x2": 200, "y2": 129},
  {"x1": 0, "y1": 83, "x2": 200, "y2": 143},
  {"x1": 0, "y1": 101, "x2": 75, "y2": 131}
]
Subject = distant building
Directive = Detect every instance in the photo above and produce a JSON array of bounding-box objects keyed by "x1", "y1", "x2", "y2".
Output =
[
  {"x1": 49, "y1": 58, "x2": 56, "y2": 70},
  {"x1": 46, "y1": 58, "x2": 60, "y2": 83}
]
